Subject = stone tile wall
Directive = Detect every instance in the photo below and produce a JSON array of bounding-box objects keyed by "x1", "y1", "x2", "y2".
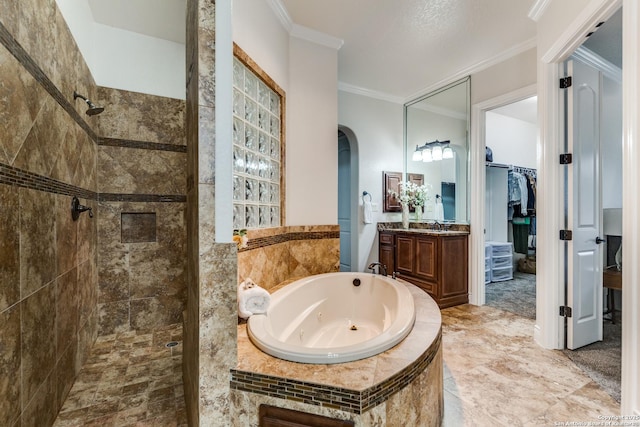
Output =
[
  {"x1": 95, "y1": 87, "x2": 187, "y2": 335},
  {"x1": 0, "y1": 8, "x2": 98, "y2": 427},
  {"x1": 0, "y1": 4, "x2": 188, "y2": 426},
  {"x1": 183, "y1": 1, "x2": 240, "y2": 425},
  {"x1": 237, "y1": 225, "x2": 340, "y2": 291}
]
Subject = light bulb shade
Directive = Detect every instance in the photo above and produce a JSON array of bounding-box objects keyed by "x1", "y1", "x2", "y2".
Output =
[
  {"x1": 412, "y1": 148, "x2": 422, "y2": 161},
  {"x1": 442, "y1": 146, "x2": 454, "y2": 159},
  {"x1": 432, "y1": 145, "x2": 443, "y2": 161},
  {"x1": 422, "y1": 149, "x2": 433, "y2": 162}
]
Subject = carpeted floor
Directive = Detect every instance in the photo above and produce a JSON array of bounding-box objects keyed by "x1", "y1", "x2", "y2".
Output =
[
  {"x1": 485, "y1": 272, "x2": 537, "y2": 320},
  {"x1": 485, "y1": 272, "x2": 622, "y2": 403}
]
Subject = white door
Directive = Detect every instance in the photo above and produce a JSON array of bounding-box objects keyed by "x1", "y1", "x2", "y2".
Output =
[{"x1": 566, "y1": 58, "x2": 603, "y2": 349}]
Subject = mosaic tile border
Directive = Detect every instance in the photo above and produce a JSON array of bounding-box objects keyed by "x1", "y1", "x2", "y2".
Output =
[
  {"x1": 239, "y1": 231, "x2": 340, "y2": 252},
  {"x1": 230, "y1": 331, "x2": 441, "y2": 414},
  {"x1": 0, "y1": 22, "x2": 97, "y2": 142},
  {"x1": 0, "y1": 163, "x2": 97, "y2": 199},
  {"x1": 98, "y1": 137, "x2": 187, "y2": 153},
  {"x1": 99, "y1": 193, "x2": 187, "y2": 203},
  {"x1": 0, "y1": 164, "x2": 186, "y2": 203}
]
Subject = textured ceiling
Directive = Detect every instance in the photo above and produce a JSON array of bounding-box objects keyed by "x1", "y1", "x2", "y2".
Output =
[
  {"x1": 280, "y1": 0, "x2": 537, "y2": 98},
  {"x1": 85, "y1": 0, "x2": 538, "y2": 99}
]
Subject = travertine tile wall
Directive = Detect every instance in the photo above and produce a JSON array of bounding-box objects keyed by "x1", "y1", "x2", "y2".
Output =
[
  {"x1": 95, "y1": 87, "x2": 187, "y2": 335},
  {"x1": 237, "y1": 226, "x2": 340, "y2": 291},
  {"x1": 184, "y1": 0, "x2": 240, "y2": 425},
  {"x1": 1, "y1": 3, "x2": 188, "y2": 426},
  {"x1": 0, "y1": 4, "x2": 98, "y2": 426}
]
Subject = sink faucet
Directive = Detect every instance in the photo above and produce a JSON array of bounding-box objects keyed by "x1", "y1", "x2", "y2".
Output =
[
  {"x1": 433, "y1": 220, "x2": 443, "y2": 231},
  {"x1": 368, "y1": 262, "x2": 387, "y2": 276}
]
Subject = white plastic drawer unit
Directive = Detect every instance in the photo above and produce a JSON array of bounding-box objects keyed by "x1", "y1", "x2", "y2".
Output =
[
  {"x1": 491, "y1": 255, "x2": 512, "y2": 269},
  {"x1": 490, "y1": 242, "x2": 513, "y2": 257},
  {"x1": 491, "y1": 266, "x2": 513, "y2": 282},
  {"x1": 485, "y1": 269, "x2": 491, "y2": 284}
]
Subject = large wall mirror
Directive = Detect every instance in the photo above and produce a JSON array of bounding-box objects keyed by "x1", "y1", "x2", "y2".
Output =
[{"x1": 404, "y1": 77, "x2": 470, "y2": 223}]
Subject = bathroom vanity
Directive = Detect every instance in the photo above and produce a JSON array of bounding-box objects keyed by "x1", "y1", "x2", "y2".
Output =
[{"x1": 379, "y1": 225, "x2": 469, "y2": 308}]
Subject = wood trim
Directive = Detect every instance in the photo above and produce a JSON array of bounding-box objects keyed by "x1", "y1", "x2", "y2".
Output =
[{"x1": 259, "y1": 405, "x2": 355, "y2": 426}]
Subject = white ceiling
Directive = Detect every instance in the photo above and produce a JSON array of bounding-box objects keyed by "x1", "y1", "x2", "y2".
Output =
[
  {"x1": 86, "y1": 0, "x2": 538, "y2": 99},
  {"x1": 87, "y1": 0, "x2": 186, "y2": 44},
  {"x1": 490, "y1": 96, "x2": 538, "y2": 124},
  {"x1": 582, "y1": 8, "x2": 622, "y2": 68},
  {"x1": 280, "y1": 0, "x2": 537, "y2": 99}
]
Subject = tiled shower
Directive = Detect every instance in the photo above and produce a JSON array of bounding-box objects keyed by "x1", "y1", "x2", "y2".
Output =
[{"x1": 0, "y1": 3, "x2": 186, "y2": 425}]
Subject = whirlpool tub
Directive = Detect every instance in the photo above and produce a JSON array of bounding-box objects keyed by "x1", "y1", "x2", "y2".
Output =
[{"x1": 246, "y1": 272, "x2": 416, "y2": 364}]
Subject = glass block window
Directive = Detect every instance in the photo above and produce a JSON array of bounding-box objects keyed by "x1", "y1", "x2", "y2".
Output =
[{"x1": 232, "y1": 53, "x2": 283, "y2": 229}]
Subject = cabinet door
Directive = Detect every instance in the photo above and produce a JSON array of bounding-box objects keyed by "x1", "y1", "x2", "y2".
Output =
[
  {"x1": 378, "y1": 232, "x2": 395, "y2": 274},
  {"x1": 415, "y1": 236, "x2": 438, "y2": 282},
  {"x1": 395, "y1": 235, "x2": 414, "y2": 275},
  {"x1": 440, "y1": 236, "x2": 468, "y2": 299}
]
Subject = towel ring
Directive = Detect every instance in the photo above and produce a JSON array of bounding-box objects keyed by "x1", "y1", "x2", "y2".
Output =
[{"x1": 362, "y1": 191, "x2": 372, "y2": 202}]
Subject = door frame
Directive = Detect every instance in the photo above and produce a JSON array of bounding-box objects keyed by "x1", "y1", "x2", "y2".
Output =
[
  {"x1": 533, "y1": 0, "x2": 639, "y2": 414},
  {"x1": 469, "y1": 84, "x2": 537, "y2": 307},
  {"x1": 338, "y1": 125, "x2": 360, "y2": 272}
]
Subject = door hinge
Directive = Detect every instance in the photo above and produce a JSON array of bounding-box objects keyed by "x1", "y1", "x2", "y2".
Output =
[
  {"x1": 559, "y1": 230, "x2": 573, "y2": 241},
  {"x1": 559, "y1": 153, "x2": 573, "y2": 164},
  {"x1": 560, "y1": 306, "x2": 573, "y2": 318},
  {"x1": 559, "y1": 76, "x2": 573, "y2": 89}
]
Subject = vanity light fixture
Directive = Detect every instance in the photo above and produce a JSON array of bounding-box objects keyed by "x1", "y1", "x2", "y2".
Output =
[
  {"x1": 412, "y1": 139, "x2": 451, "y2": 162},
  {"x1": 432, "y1": 145, "x2": 443, "y2": 161},
  {"x1": 412, "y1": 146, "x2": 423, "y2": 161}
]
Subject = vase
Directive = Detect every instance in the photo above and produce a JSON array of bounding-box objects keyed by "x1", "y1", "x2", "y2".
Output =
[
  {"x1": 414, "y1": 205, "x2": 423, "y2": 222},
  {"x1": 401, "y1": 204, "x2": 409, "y2": 229}
]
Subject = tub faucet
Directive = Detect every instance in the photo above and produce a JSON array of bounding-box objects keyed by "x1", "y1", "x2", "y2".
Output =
[{"x1": 368, "y1": 262, "x2": 387, "y2": 276}]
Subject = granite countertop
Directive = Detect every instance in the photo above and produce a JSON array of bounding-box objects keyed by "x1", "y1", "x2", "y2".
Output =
[
  {"x1": 235, "y1": 280, "x2": 442, "y2": 391},
  {"x1": 377, "y1": 222, "x2": 470, "y2": 236}
]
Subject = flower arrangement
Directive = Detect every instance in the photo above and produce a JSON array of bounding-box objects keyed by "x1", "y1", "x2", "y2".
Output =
[
  {"x1": 388, "y1": 181, "x2": 430, "y2": 208},
  {"x1": 233, "y1": 229, "x2": 248, "y2": 249}
]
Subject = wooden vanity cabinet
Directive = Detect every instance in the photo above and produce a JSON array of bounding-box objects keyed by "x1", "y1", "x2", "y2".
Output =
[
  {"x1": 378, "y1": 230, "x2": 468, "y2": 308},
  {"x1": 378, "y1": 231, "x2": 395, "y2": 275}
]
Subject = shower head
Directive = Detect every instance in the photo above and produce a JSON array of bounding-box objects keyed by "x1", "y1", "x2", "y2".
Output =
[{"x1": 73, "y1": 91, "x2": 104, "y2": 116}]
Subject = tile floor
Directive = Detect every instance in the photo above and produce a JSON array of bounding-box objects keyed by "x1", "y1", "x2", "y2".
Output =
[
  {"x1": 53, "y1": 324, "x2": 186, "y2": 427},
  {"x1": 54, "y1": 305, "x2": 620, "y2": 427},
  {"x1": 441, "y1": 304, "x2": 620, "y2": 426}
]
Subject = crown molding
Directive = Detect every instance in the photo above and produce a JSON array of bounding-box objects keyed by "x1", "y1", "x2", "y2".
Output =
[
  {"x1": 404, "y1": 37, "x2": 537, "y2": 103},
  {"x1": 265, "y1": 0, "x2": 293, "y2": 32},
  {"x1": 267, "y1": 0, "x2": 343, "y2": 50},
  {"x1": 572, "y1": 46, "x2": 622, "y2": 83},
  {"x1": 290, "y1": 24, "x2": 344, "y2": 50},
  {"x1": 338, "y1": 82, "x2": 404, "y2": 104},
  {"x1": 528, "y1": 0, "x2": 552, "y2": 22}
]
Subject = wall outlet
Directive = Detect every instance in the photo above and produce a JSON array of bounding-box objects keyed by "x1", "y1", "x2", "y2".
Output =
[{"x1": 371, "y1": 203, "x2": 379, "y2": 212}]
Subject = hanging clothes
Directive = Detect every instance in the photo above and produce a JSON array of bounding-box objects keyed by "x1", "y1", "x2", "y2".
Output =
[{"x1": 526, "y1": 174, "x2": 536, "y2": 214}]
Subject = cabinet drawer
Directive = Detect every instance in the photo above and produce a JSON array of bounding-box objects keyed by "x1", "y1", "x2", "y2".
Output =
[
  {"x1": 379, "y1": 233, "x2": 394, "y2": 245},
  {"x1": 491, "y1": 255, "x2": 512, "y2": 269}
]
